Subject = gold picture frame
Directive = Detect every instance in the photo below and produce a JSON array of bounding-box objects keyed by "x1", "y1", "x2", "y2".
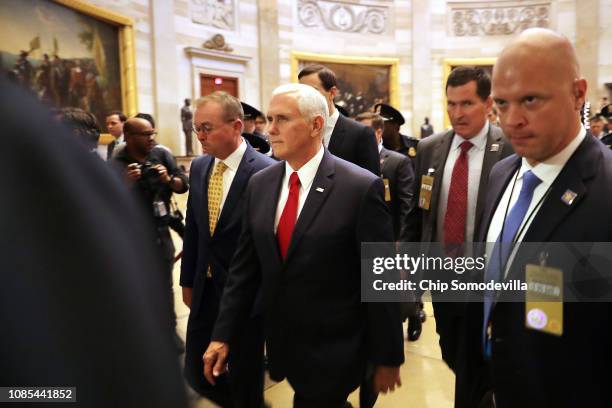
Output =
[
  {"x1": 442, "y1": 57, "x2": 496, "y2": 129},
  {"x1": 290, "y1": 51, "x2": 400, "y2": 117}
]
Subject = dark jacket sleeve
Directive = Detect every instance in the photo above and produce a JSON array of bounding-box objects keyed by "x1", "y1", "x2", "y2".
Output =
[
  {"x1": 162, "y1": 149, "x2": 189, "y2": 193},
  {"x1": 179, "y1": 160, "x2": 199, "y2": 288},
  {"x1": 357, "y1": 125, "x2": 381, "y2": 176},
  {"x1": 397, "y1": 155, "x2": 416, "y2": 242},
  {"x1": 404, "y1": 144, "x2": 425, "y2": 243},
  {"x1": 357, "y1": 178, "x2": 405, "y2": 366},
  {"x1": 211, "y1": 181, "x2": 262, "y2": 343}
]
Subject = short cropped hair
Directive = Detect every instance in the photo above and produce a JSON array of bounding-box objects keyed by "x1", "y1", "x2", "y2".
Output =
[
  {"x1": 60, "y1": 107, "x2": 100, "y2": 149},
  {"x1": 355, "y1": 112, "x2": 385, "y2": 131},
  {"x1": 297, "y1": 64, "x2": 337, "y2": 91},
  {"x1": 135, "y1": 112, "x2": 155, "y2": 128},
  {"x1": 446, "y1": 66, "x2": 491, "y2": 101},
  {"x1": 106, "y1": 110, "x2": 127, "y2": 122},
  {"x1": 590, "y1": 114, "x2": 607, "y2": 124},
  {"x1": 195, "y1": 92, "x2": 244, "y2": 122},
  {"x1": 272, "y1": 83, "x2": 328, "y2": 128}
]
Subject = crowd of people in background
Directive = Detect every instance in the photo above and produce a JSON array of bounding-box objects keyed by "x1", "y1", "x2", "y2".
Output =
[{"x1": 4, "y1": 27, "x2": 612, "y2": 408}]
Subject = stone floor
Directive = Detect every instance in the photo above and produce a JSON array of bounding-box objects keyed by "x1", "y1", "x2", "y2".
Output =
[{"x1": 170, "y1": 194, "x2": 455, "y2": 408}]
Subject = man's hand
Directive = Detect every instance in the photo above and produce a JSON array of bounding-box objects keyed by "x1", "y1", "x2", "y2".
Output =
[
  {"x1": 153, "y1": 164, "x2": 171, "y2": 183},
  {"x1": 203, "y1": 341, "x2": 229, "y2": 385},
  {"x1": 182, "y1": 287, "x2": 192, "y2": 308},
  {"x1": 126, "y1": 163, "x2": 141, "y2": 183},
  {"x1": 373, "y1": 365, "x2": 402, "y2": 394}
]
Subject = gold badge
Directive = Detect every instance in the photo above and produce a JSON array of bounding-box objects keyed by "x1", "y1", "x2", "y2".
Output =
[
  {"x1": 383, "y1": 178, "x2": 391, "y2": 202},
  {"x1": 408, "y1": 147, "x2": 416, "y2": 157},
  {"x1": 525, "y1": 260, "x2": 563, "y2": 336},
  {"x1": 418, "y1": 175, "x2": 434, "y2": 210}
]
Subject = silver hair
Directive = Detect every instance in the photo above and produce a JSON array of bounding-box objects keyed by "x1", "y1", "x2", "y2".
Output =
[{"x1": 271, "y1": 83, "x2": 328, "y2": 128}]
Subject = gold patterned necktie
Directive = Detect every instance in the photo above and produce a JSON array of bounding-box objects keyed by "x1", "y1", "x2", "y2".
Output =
[{"x1": 208, "y1": 161, "x2": 228, "y2": 235}]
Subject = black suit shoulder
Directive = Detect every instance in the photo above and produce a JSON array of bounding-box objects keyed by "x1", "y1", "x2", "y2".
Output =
[{"x1": 330, "y1": 115, "x2": 380, "y2": 175}]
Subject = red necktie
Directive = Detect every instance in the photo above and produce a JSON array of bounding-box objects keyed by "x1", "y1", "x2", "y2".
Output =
[
  {"x1": 444, "y1": 141, "x2": 473, "y2": 247},
  {"x1": 277, "y1": 172, "x2": 301, "y2": 259}
]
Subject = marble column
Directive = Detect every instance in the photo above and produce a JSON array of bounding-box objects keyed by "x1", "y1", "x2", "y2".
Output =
[
  {"x1": 257, "y1": 0, "x2": 280, "y2": 111},
  {"x1": 575, "y1": 0, "x2": 600, "y2": 105},
  {"x1": 411, "y1": 0, "x2": 432, "y2": 138},
  {"x1": 150, "y1": 0, "x2": 182, "y2": 154}
]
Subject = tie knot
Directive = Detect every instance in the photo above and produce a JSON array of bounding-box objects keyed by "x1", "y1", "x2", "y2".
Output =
[
  {"x1": 459, "y1": 141, "x2": 473, "y2": 154},
  {"x1": 215, "y1": 161, "x2": 228, "y2": 174},
  {"x1": 521, "y1": 170, "x2": 542, "y2": 194},
  {"x1": 289, "y1": 171, "x2": 301, "y2": 188}
]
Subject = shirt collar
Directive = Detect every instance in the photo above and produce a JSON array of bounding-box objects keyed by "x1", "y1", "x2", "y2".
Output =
[
  {"x1": 327, "y1": 108, "x2": 340, "y2": 131},
  {"x1": 284, "y1": 145, "x2": 324, "y2": 192},
  {"x1": 378, "y1": 141, "x2": 383, "y2": 154},
  {"x1": 520, "y1": 125, "x2": 586, "y2": 187},
  {"x1": 451, "y1": 121, "x2": 489, "y2": 151},
  {"x1": 214, "y1": 139, "x2": 247, "y2": 172}
]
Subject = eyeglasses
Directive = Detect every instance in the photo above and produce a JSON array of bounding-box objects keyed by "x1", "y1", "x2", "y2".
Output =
[{"x1": 192, "y1": 119, "x2": 237, "y2": 136}]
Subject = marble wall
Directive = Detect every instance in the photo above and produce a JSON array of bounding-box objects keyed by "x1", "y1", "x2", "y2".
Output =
[{"x1": 84, "y1": 0, "x2": 612, "y2": 152}]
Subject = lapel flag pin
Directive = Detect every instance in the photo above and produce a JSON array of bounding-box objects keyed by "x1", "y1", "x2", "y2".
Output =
[
  {"x1": 490, "y1": 143, "x2": 500, "y2": 152},
  {"x1": 316, "y1": 187, "x2": 324, "y2": 193},
  {"x1": 561, "y1": 189, "x2": 577, "y2": 205}
]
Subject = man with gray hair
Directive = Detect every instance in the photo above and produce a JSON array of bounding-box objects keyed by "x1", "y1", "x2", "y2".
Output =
[
  {"x1": 203, "y1": 83, "x2": 404, "y2": 407},
  {"x1": 180, "y1": 91, "x2": 274, "y2": 407}
]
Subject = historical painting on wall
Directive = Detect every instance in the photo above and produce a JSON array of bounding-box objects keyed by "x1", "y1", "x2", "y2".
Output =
[
  {"x1": 0, "y1": 0, "x2": 134, "y2": 128},
  {"x1": 291, "y1": 52, "x2": 399, "y2": 118}
]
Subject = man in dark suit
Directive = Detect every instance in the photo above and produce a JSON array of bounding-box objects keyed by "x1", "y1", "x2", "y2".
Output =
[
  {"x1": 241, "y1": 101, "x2": 271, "y2": 154},
  {"x1": 180, "y1": 92, "x2": 274, "y2": 407},
  {"x1": 1, "y1": 80, "x2": 188, "y2": 407},
  {"x1": 298, "y1": 64, "x2": 380, "y2": 175},
  {"x1": 105, "y1": 110, "x2": 126, "y2": 160},
  {"x1": 356, "y1": 112, "x2": 415, "y2": 242},
  {"x1": 405, "y1": 66, "x2": 512, "y2": 407},
  {"x1": 375, "y1": 103, "x2": 419, "y2": 160},
  {"x1": 203, "y1": 83, "x2": 404, "y2": 408},
  {"x1": 476, "y1": 28, "x2": 612, "y2": 408}
]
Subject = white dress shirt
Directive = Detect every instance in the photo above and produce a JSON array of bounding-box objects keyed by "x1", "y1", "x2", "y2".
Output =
[
  {"x1": 436, "y1": 122, "x2": 489, "y2": 243},
  {"x1": 323, "y1": 108, "x2": 340, "y2": 148},
  {"x1": 213, "y1": 139, "x2": 247, "y2": 213},
  {"x1": 274, "y1": 146, "x2": 324, "y2": 232},
  {"x1": 486, "y1": 126, "x2": 586, "y2": 278}
]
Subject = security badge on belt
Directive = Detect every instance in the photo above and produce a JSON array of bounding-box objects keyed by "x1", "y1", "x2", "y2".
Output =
[
  {"x1": 525, "y1": 253, "x2": 563, "y2": 336},
  {"x1": 383, "y1": 179, "x2": 391, "y2": 202},
  {"x1": 418, "y1": 168, "x2": 435, "y2": 210}
]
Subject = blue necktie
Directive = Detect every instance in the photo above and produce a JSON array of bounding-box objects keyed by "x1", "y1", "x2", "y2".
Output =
[{"x1": 483, "y1": 170, "x2": 542, "y2": 356}]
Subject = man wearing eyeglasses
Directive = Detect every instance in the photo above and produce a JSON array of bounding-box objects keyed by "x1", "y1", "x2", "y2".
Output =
[
  {"x1": 111, "y1": 116, "x2": 189, "y2": 353},
  {"x1": 180, "y1": 92, "x2": 274, "y2": 407}
]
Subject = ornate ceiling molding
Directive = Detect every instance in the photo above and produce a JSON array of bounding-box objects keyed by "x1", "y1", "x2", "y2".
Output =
[
  {"x1": 448, "y1": 1, "x2": 550, "y2": 37},
  {"x1": 191, "y1": 0, "x2": 235, "y2": 31},
  {"x1": 297, "y1": 0, "x2": 389, "y2": 35}
]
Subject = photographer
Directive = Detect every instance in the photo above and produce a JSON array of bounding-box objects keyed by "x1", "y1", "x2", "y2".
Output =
[{"x1": 111, "y1": 117, "x2": 189, "y2": 352}]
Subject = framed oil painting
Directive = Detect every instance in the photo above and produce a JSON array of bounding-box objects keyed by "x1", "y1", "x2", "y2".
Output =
[
  {"x1": 291, "y1": 51, "x2": 399, "y2": 118},
  {"x1": 442, "y1": 58, "x2": 495, "y2": 128},
  {"x1": 0, "y1": 0, "x2": 137, "y2": 141}
]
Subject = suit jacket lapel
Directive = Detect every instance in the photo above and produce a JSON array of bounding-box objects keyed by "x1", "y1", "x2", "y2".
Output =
[
  {"x1": 477, "y1": 155, "x2": 521, "y2": 242},
  {"x1": 216, "y1": 145, "x2": 255, "y2": 230},
  {"x1": 429, "y1": 130, "x2": 454, "y2": 225},
  {"x1": 284, "y1": 149, "x2": 335, "y2": 262},
  {"x1": 522, "y1": 136, "x2": 597, "y2": 242},
  {"x1": 475, "y1": 126, "x2": 505, "y2": 236},
  {"x1": 328, "y1": 114, "x2": 345, "y2": 153},
  {"x1": 200, "y1": 155, "x2": 215, "y2": 239},
  {"x1": 379, "y1": 147, "x2": 390, "y2": 174},
  {"x1": 261, "y1": 163, "x2": 285, "y2": 264}
]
